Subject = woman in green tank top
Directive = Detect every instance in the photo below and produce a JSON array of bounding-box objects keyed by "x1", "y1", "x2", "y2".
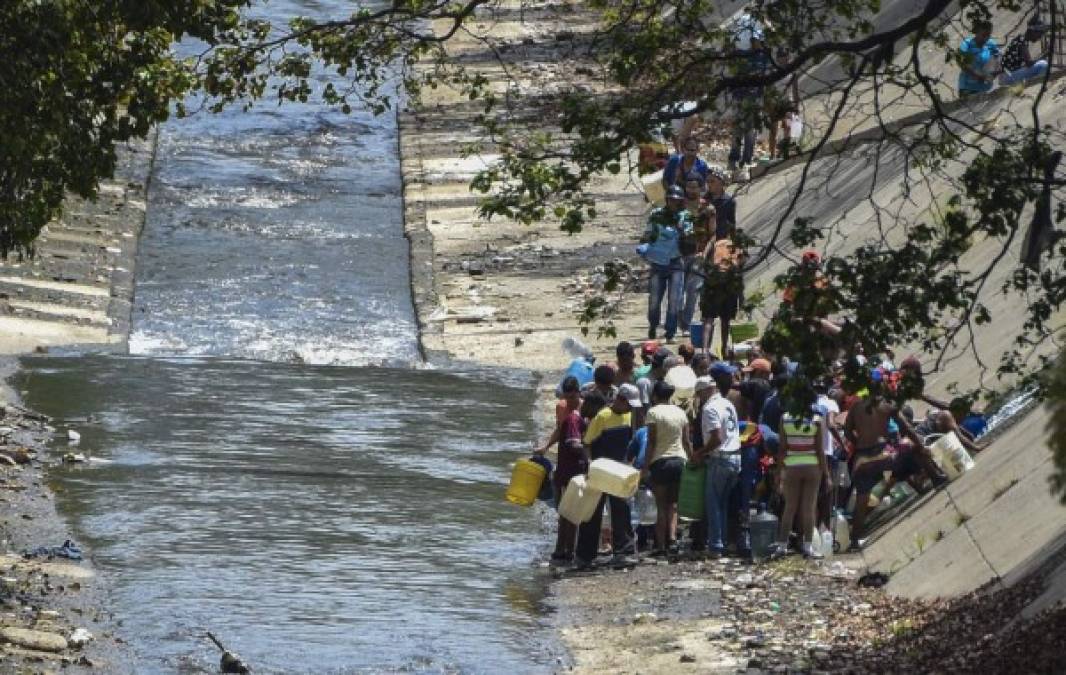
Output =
[{"x1": 773, "y1": 414, "x2": 828, "y2": 558}]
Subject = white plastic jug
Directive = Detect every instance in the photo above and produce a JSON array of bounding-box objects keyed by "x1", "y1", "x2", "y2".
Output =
[
  {"x1": 819, "y1": 526, "x2": 834, "y2": 559},
  {"x1": 930, "y1": 431, "x2": 975, "y2": 480},
  {"x1": 558, "y1": 475, "x2": 603, "y2": 525},
  {"x1": 805, "y1": 528, "x2": 822, "y2": 554},
  {"x1": 634, "y1": 487, "x2": 657, "y2": 525},
  {"x1": 587, "y1": 458, "x2": 640, "y2": 498}
]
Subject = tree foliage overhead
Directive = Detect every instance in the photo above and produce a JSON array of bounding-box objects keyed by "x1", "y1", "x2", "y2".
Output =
[{"x1": 0, "y1": 0, "x2": 490, "y2": 258}]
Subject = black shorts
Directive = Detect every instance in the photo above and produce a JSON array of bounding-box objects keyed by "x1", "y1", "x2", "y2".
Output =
[
  {"x1": 701, "y1": 293, "x2": 741, "y2": 321},
  {"x1": 852, "y1": 443, "x2": 920, "y2": 494},
  {"x1": 648, "y1": 458, "x2": 682, "y2": 501}
]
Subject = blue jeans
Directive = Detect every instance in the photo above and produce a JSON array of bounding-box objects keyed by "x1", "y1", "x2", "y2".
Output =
[
  {"x1": 705, "y1": 453, "x2": 741, "y2": 552},
  {"x1": 681, "y1": 257, "x2": 703, "y2": 330},
  {"x1": 999, "y1": 60, "x2": 1048, "y2": 85},
  {"x1": 648, "y1": 261, "x2": 684, "y2": 338},
  {"x1": 730, "y1": 445, "x2": 762, "y2": 554}
]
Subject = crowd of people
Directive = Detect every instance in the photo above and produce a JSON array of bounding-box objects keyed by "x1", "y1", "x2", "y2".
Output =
[
  {"x1": 533, "y1": 84, "x2": 993, "y2": 569},
  {"x1": 534, "y1": 335, "x2": 988, "y2": 570}
]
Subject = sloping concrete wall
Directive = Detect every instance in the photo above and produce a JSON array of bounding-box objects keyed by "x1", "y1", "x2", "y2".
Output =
[
  {"x1": 860, "y1": 406, "x2": 1066, "y2": 599},
  {"x1": 0, "y1": 136, "x2": 156, "y2": 353}
]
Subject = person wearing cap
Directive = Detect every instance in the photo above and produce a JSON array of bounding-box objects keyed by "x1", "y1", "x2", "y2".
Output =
[
  {"x1": 634, "y1": 340, "x2": 658, "y2": 382},
  {"x1": 637, "y1": 346, "x2": 675, "y2": 413},
  {"x1": 641, "y1": 186, "x2": 693, "y2": 342},
  {"x1": 695, "y1": 375, "x2": 742, "y2": 556},
  {"x1": 958, "y1": 19, "x2": 999, "y2": 96},
  {"x1": 642, "y1": 380, "x2": 694, "y2": 555},
  {"x1": 999, "y1": 17, "x2": 1049, "y2": 86},
  {"x1": 573, "y1": 384, "x2": 643, "y2": 569},
  {"x1": 738, "y1": 357, "x2": 773, "y2": 422}
]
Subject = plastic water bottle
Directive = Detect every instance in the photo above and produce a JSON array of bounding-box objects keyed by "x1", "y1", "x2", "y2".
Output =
[
  {"x1": 562, "y1": 337, "x2": 595, "y2": 363},
  {"x1": 832, "y1": 509, "x2": 850, "y2": 553}
]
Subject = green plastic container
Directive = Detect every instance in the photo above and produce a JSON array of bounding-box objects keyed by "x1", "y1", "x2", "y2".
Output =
[{"x1": 678, "y1": 462, "x2": 706, "y2": 520}]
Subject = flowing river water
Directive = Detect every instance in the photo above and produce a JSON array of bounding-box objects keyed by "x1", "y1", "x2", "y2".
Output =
[{"x1": 13, "y1": 1, "x2": 559, "y2": 672}]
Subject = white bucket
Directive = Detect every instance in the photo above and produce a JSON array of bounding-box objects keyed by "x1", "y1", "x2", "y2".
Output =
[
  {"x1": 587, "y1": 458, "x2": 641, "y2": 498},
  {"x1": 930, "y1": 431, "x2": 975, "y2": 481},
  {"x1": 558, "y1": 475, "x2": 603, "y2": 525}
]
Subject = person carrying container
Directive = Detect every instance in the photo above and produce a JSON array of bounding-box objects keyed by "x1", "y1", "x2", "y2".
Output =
[
  {"x1": 771, "y1": 404, "x2": 829, "y2": 559},
  {"x1": 573, "y1": 384, "x2": 643, "y2": 570},
  {"x1": 537, "y1": 385, "x2": 602, "y2": 563},
  {"x1": 640, "y1": 186, "x2": 693, "y2": 342},
  {"x1": 641, "y1": 380, "x2": 694, "y2": 555}
]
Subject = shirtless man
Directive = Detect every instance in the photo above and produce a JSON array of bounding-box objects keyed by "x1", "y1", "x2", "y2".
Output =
[{"x1": 844, "y1": 394, "x2": 948, "y2": 549}]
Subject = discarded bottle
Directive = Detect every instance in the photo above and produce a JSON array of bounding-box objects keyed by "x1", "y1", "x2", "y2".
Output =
[{"x1": 832, "y1": 509, "x2": 851, "y2": 553}]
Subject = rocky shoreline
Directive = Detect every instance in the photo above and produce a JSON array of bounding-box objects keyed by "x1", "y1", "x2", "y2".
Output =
[
  {"x1": 0, "y1": 357, "x2": 133, "y2": 672},
  {"x1": 0, "y1": 136, "x2": 155, "y2": 671}
]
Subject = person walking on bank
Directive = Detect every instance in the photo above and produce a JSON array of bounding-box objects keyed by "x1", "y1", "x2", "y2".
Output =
[
  {"x1": 641, "y1": 380, "x2": 693, "y2": 555},
  {"x1": 574, "y1": 385, "x2": 643, "y2": 569},
  {"x1": 705, "y1": 168, "x2": 736, "y2": 239},
  {"x1": 640, "y1": 186, "x2": 693, "y2": 342},
  {"x1": 661, "y1": 137, "x2": 710, "y2": 190},
  {"x1": 698, "y1": 374, "x2": 742, "y2": 556},
  {"x1": 700, "y1": 225, "x2": 747, "y2": 357}
]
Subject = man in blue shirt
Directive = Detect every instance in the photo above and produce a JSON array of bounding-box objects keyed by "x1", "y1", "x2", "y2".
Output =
[
  {"x1": 958, "y1": 20, "x2": 999, "y2": 96},
  {"x1": 661, "y1": 137, "x2": 710, "y2": 190},
  {"x1": 640, "y1": 186, "x2": 693, "y2": 341}
]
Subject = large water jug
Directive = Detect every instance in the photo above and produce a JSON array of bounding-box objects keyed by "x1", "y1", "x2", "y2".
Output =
[
  {"x1": 634, "y1": 487, "x2": 657, "y2": 525},
  {"x1": 562, "y1": 358, "x2": 595, "y2": 389},
  {"x1": 558, "y1": 475, "x2": 603, "y2": 525},
  {"x1": 678, "y1": 462, "x2": 706, "y2": 520},
  {"x1": 749, "y1": 507, "x2": 778, "y2": 560},
  {"x1": 588, "y1": 458, "x2": 640, "y2": 498},
  {"x1": 930, "y1": 432, "x2": 975, "y2": 480},
  {"x1": 665, "y1": 365, "x2": 697, "y2": 402},
  {"x1": 831, "y1": 509, "x2": 850, "y2": 553},
  {"x1": 505, "y1": 458, "x2": 547, "y2": 507}
]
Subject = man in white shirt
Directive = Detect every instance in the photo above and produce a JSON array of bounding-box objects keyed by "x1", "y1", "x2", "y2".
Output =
[{"x1": 697, "y1": 375, "x2": 742, "y2": 556}]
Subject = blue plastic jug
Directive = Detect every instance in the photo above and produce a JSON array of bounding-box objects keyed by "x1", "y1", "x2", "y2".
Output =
[{"x1": 563, "y1": 358, "x2": 595, "y2": 388}]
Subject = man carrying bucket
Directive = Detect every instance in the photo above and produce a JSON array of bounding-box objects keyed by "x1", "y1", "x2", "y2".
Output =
[{"x1": 574, "y1": 384, "x2": 643, "y2": 570}]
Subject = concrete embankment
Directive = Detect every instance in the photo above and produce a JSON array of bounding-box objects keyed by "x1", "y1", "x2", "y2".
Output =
[
  {"x1": 0, "y1": 136, "x2": 154, "y2": 671},
  {"x1": 0, "y1": 135, "x2": 155, "y2": 354}
]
